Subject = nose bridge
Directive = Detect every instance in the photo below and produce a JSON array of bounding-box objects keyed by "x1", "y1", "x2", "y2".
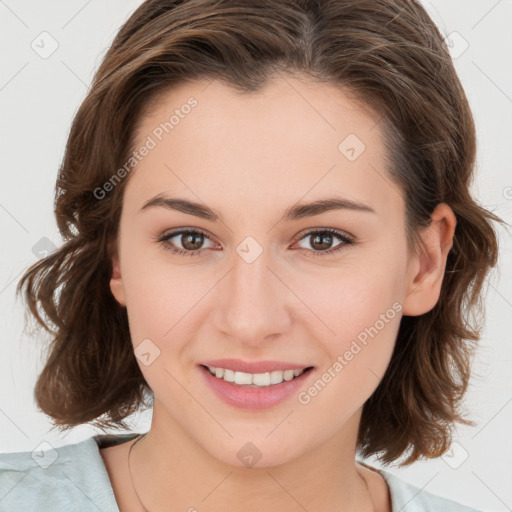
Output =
[
  {"x1": 232, "y1": 243, "x2": 272, "y2": 303},
  {"x1": 214, "y1": 238, "x2": 291, "y2": 344}
]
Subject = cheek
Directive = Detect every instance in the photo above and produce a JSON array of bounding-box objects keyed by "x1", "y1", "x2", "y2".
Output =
[
  {"x1": 116, "y1": 239, "x2": 178, "y2": 345},
  {"x1": 296, "y1": 250, "x2": 406, "y2": 338},
  {"x1": 119, "y1": 244, "x2": 220, "y2": 360},
  {"x1": 291, "y1": 274, "x2": 402, "y2": 450},
  {"x1": 314, "y1": 276, "x2": 401, "y2": 384},
  {"x1": 294, "y1": 270, "x2": 403, "y2": 423},
  {"x1": 121, "y1": 226, "x2": 407, "y2": 362},
  {"x1": 293, "y1": 248, "x2": 406, "y2": 390}
]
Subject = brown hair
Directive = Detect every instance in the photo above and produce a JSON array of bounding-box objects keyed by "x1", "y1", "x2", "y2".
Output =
[{"x1": 16, "y1": 0, "x2": 507, "y2": 465}]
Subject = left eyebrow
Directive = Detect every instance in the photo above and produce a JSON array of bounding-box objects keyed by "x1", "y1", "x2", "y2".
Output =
[
  {"x1": 282, "y1": 197, "x2": 376, "y2": 221},
  {"x1": 139, "y1": 195, "x2": 376, "y2": 222}
]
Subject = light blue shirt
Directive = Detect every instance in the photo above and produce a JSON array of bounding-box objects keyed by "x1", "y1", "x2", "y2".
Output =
[{"x1": 0, "y1": 433, "x2": 482, "y2": 511}]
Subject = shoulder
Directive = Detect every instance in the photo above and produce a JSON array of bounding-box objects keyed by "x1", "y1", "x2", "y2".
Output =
[
  {"x1": 0, "y1": 435, "x2": 131, "y2": 512},
  {"x1": 379, "y1": 468, "x2": 483, "y2": 512}
]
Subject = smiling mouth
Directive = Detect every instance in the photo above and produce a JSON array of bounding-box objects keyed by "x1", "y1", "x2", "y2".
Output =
[{"x1": 201, "y1": 364, "x2": 314, "y2": 388}]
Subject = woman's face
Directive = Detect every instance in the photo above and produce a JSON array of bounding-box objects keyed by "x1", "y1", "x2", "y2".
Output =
[{"x1": 109, "y1": 75, "x2": 440, "y2": 467}]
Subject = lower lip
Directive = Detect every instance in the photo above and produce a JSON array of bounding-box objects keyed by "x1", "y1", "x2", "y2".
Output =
[{"x1": 199, "y1": 365, "x2": 314, "y2": 410}]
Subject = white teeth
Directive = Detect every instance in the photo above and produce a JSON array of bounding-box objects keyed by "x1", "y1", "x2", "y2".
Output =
[
  {"x1": 283, "y1": 370, "x2": 294, "y2": 381},
  {"x1": 223, "y1": 369, "x2": 235, "y2": 382},
  {"x1": 252, "y1": 372, "x2": 271, "y2": 386},
  {"x1": 234, "y1": 371, "x2": 253, "y2": 385},
  {"x1": 205, "y1": 365, "x2": 306, "y2": 387},
  {"x1": 270, "y1": 370, "x2": 283, "y2": 384}
]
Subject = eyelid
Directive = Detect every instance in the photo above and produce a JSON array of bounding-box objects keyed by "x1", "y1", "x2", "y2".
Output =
[
  {"x1": 158, "y1": 226, "x2": 353, "y2": 243},
  {"x1": 291, "y1": 228, "x2": 355, "y2": 254},
  {"x1": 156, "y1": 226, "x2": 355, "y2": 256},
  {"x1": 157, "y1": 227, "x2": 220, "y2": 248},
  {"x1": 293, "y1": 226, "x2": 355, "y2": 243}
]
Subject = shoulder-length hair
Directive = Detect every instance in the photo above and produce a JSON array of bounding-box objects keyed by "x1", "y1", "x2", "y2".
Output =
[{"x1": 17, "y1": 0, "x2": 506, "y2": 465}]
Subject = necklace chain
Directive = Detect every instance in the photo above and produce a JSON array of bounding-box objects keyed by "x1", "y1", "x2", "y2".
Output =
[
  {"x1": 358, "y1": 467, "x2": 377, "y2": 512},
  {"x1": 128, "y1": 433, "x2": 375, "y2": 512},
  {"x1": 128, "y1": 433, "x2": 151, "y2": 512}
]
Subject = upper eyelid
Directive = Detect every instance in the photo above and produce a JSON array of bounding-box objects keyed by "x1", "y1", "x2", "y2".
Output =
[
  {"x1": 160, "y1": 227, "x2": 353, "y2": 246},
  {"x1": 162, "y1": 227, "x2": 218, "y2": 244}
]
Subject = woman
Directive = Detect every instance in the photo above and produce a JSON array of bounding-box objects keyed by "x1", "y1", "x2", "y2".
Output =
[{"x1": 1, "y1": 0, "x2": 505, "y2": 510}]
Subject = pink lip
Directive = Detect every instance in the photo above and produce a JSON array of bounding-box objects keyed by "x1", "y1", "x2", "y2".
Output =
[
  {"x1": 199, "y1": 365, "x2": 314, "y2": 409},
  {"x1": 200, "y1": 358, "x2": 311, "y2": 373}
]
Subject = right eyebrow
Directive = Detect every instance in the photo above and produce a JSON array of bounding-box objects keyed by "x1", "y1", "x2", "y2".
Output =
[{"x1": 140, "y1": 196, "x2": 220, "y2": 221}]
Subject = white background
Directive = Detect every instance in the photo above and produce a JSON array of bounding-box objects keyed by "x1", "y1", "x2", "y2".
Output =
[{"x1": 1, "y1": 1, "x2": 511, "y2": 510}]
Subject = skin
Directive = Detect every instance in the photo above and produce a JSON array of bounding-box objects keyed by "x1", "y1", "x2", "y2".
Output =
[{"x1": 103, "y1": 74, "x2": 457, "y2": 512}]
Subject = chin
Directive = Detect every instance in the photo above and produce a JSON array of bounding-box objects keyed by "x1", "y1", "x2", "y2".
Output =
[{"x1": 203, "y1": 435, "x2": 303, "y2": 469}]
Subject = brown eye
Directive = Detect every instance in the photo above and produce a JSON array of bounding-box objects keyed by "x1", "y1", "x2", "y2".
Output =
[
  {"x1": 310, "y1": 232, "x2": 335, "y2": 251},
  {"x1": 179, "y1": 231, "x2": 205, "y2": 251},
  {"x1": 295, "y1": 229, "x2": 355, "y2": 257},
  {"x1": 158, "y1": 229, "x2": 217, "y2": 256},
  {"x1": 157, "y1": 227, "x2": 354, "y2": 258}
]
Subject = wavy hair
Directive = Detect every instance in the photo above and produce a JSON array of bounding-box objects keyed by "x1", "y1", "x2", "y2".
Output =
[{"x1": 16, "y1": 0, "x2": 507, "y2": 464}]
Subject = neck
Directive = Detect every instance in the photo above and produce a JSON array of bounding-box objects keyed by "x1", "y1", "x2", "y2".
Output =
[{"x1": 128, "y1": 402, "x2": 376, "y2": 512}]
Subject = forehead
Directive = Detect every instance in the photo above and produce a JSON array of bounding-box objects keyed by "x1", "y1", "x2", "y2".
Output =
[{"x1": 124, "y1": 76, "x2": 404, "y2": 223}]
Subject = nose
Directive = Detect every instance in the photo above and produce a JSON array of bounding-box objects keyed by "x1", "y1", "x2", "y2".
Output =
[{"x1": 212, "y1": 242, "x2": 293, "y2": 347}]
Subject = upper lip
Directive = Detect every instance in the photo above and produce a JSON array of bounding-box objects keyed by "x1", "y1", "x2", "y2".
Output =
[{"x1": 200, "y1": 359, "x2": 313, "y2": 374}]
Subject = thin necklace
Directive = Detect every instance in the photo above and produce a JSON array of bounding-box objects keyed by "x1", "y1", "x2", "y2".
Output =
[
  {"x1": 128, "y1": 433, "x2": 151, "y2": 512},
  {"x1": 357, "y1": 467, "x2": 376, "y2": 512},
  {"x1": 128, "y1": 434, "x2": 375, "y2": 512}
]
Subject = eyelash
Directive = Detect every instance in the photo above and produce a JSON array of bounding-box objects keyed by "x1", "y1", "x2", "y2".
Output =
[{"x1": 156, "y1": 227, "x2": 355, "y2": 258}]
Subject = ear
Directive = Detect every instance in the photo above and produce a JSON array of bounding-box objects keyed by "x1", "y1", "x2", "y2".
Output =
[
  {"x1": 402, "y1": 203, "x2": 457, "y2": 316},
  {"x1": 109, "y1": 241, "x2": 126, "y2": 307}
]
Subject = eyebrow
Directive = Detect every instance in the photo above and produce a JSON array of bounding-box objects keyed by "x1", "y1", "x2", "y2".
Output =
[{"x1": 139, "y1": 195, "x2": 376, "y2": 221}]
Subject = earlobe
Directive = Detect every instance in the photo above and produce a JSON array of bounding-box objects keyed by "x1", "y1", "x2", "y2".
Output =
[
  {"x1": 402, "y1": 203, "x2": 457, "y2": 316},
  {"x1": 109, "y1": 253, "x2": 126, "y2": 307}
]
